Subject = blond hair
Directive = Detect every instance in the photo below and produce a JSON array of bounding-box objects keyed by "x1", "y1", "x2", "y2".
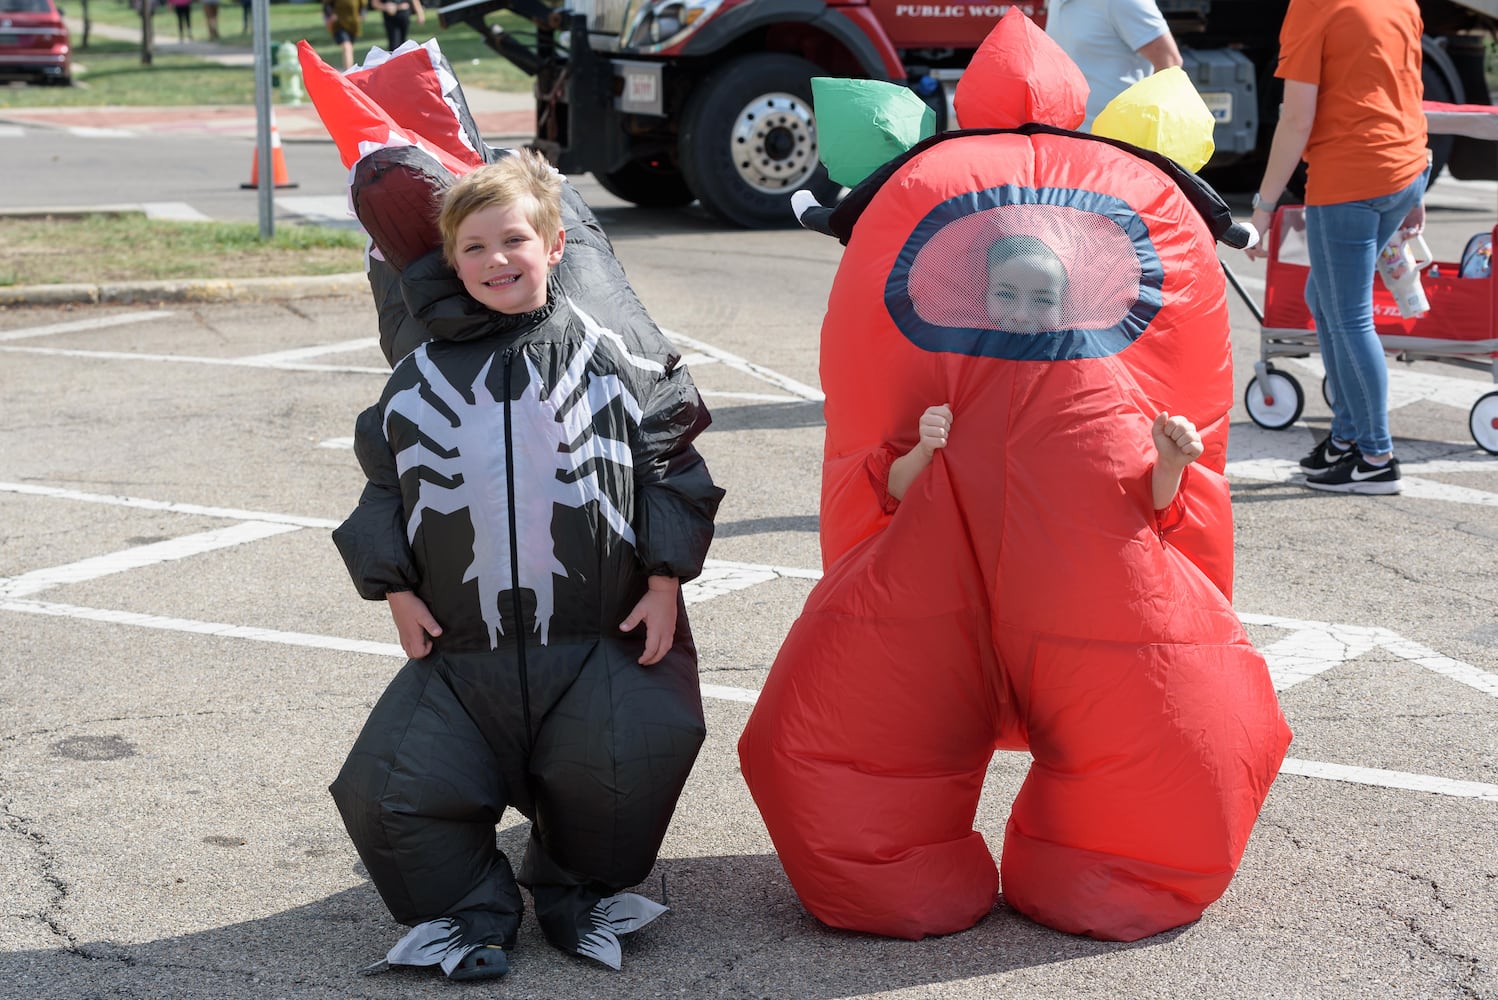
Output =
[{"x1": 439, "y1": 149, "x2": 563, "y2": 267}]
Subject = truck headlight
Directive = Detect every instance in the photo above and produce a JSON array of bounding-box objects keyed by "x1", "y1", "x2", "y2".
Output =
[{"x1": 620, "y1": 0, "x2": 723, "y2": 51}]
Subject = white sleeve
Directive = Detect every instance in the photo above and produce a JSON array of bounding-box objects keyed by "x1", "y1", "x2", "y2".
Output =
[{"x1": 1111, "y1": 0, "x2": 1171, "y2": 54}]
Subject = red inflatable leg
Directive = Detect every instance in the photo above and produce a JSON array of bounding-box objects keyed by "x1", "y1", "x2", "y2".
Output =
[
  {"x1": 997, "y1": 633, "x2": 1289, "y2": 940},
  {"x1": 740, "y1": 603, "x2": 1002, "y2": 939}
]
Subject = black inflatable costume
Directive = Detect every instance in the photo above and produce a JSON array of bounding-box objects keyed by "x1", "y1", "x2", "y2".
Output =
[{"x1": 301, "y1": 39, "x2": 724, "y2": 978}]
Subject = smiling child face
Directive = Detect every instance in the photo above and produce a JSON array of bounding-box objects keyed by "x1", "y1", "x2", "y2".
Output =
[
  {"x1": 452, "y1": 200, "x2": 565, "y2": 315},
  {"x1": 985, "y1": 253, "x2": 1066, "y2": 333}
]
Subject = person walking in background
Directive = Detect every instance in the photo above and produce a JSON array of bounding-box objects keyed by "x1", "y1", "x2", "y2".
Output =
[
  {"x1": 374, "y1": 0, "x2": 424, "y2": 51},
  {"x1": 201, "y1": 0, "x2": 220, "y2": 40},
  {"x1": 240, "y1": 0, "x2": 251, "y2": 33},
  {"x1": 1245, "y1": 0, "x2": 1428, "y2": 495},
  {"x1": 168, "y1": 0, "x2": 193, "y2": 42},
  {"x1": 323, "y1": 0, "x2": 364, "y2": 69},
  {"x1": 1045, "y1": 0, "x2": 1183, "y2": 131}
]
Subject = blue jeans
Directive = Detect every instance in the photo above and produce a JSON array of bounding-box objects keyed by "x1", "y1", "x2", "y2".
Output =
[{"x1": 1303, "y1": 168, "x2": 1428, "y2": 457}]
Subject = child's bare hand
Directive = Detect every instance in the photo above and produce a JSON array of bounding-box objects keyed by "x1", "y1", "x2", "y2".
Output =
[
  {"x1": 917, "y1": 404, "x2": 953, "y2": 458},
  {"x1": 620, "y1": 576, "x2": 679, "y2": 665},
  {"x1": 1152, "y1": 412, "x2": 1203, "y2": 471},
  {"x1": 387, "y1": 590, "x2": 442, "y2": 659}
]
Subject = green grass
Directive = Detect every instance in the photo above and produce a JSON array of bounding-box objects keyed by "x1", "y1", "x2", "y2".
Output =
[
  {"x1": 0, "y1": 213, "x2": 366, "y2": 285},
  {"x1": 0, "y1": 0, "x2": 533, "y2": 107}
]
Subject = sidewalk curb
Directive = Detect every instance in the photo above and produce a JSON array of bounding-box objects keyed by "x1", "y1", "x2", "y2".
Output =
[{"x1": 0, "y1": 273, "x2": 368, "y2": 306}]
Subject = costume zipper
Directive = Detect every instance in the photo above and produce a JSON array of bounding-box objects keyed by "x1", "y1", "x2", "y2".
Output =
[{"x1": 502, "y1": 353, "x2": 534, "y2": 746}]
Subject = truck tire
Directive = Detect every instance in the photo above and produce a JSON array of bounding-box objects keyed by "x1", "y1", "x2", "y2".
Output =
[
  {"x1": 594, "y1": 159, "x2": 697, "y2": 208},
  {"x1": 678, "y1": 52, "x2": 840, "y2": 228}
]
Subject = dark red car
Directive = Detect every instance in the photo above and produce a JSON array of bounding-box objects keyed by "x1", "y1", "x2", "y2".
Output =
[{"x1": 0, "y1": 0, "x2": 71, "y2": 86}]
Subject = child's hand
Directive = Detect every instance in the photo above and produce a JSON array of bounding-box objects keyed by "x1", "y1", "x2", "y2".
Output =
[
  {"x1": 620, "y1": 576, "x2": 679, "y2": 665},
  {"x1": 916, "y1": 404, "x2": 953, "y2": 458},
  {"x1": 1150, "y1": 412, "x2": 1204, "y2": 511},
  {"x1": 888, "y1": 403, "x2": 953, "y2": 502},
  {"x1": 387, "y1": 590, "x2": 442, "y2": 658},
  {"x1": 1152, "y1": 412, "x2": 1204, "y2": 470}
]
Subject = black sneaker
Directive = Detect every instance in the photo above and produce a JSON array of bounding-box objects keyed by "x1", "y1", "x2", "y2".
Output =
[
  {"x1": 1299, "y1": 434, "x2": 1358, "y2": 471},
  {"x1": 1304, "y1": 455, "x2": 1402, "y2": 495}
]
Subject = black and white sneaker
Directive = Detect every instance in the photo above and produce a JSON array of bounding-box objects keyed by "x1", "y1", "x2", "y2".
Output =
[
  {"x1": 1299, "y1": 434, "x2": 1358, "y2": 471},
  {"x1": 1304, "y1": 455, "x2": 1402, "y2": 495}
]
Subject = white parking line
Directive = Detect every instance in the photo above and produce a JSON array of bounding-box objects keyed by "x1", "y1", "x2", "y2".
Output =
[
  {"x1": 700, "y1": 390, "x2": 807, "y2": 403},
  {"x1": 1, "y1": 598, "x2": 399, "y2": 656},
  {"x1": 1278, "y1": 758, "x2": 1498, "y2": 802},
  {"x1": 239, "y1": 337, "x2": 382, "y2": 364},
  {"x1": 0, "y1": 343, "x2": 389, "y2": 375},
  {"x1": 0, "y1": 311, "x2": 174, "y2": 342},
  {"x1": 1243, "y1": 612, "x2": 1498, "y2": 698},
  {"x1": 0, "y1": 336, "x2": 818, "y2": 395},
  {"x1": 0, "y1": 521, "x2": 299, "y2": 598},
  {"x1": 0, "y1": 481, "x2": 341, "y2": 528},
  {"x1": 664, "y1": 328, "x2": 824, "y2": 402},
  {"x1": 6, "y1": 592, "x2": 1490, "y2": 803},
  {"x1": 702, "y1": 683, "x2": 759, "y2": 705}
]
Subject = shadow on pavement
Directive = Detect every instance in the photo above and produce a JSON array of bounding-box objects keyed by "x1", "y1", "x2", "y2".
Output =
[{"x1": 6, "y1": 828, "x2": 1172, "y2": 998}]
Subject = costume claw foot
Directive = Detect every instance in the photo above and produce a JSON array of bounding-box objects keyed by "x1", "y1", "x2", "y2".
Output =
[
  {"x1": 577, "y1": 925, "x2": 622, "y2": 970},
  {"x1": 575, "y1": 893, "x2": 669, "y2": 970},
  {"x1": 379, "y1": 917, "x2": 509, "y2": 980},
  {"x1": 595, "y1": 892, "x2": 669, "y2": 933}
]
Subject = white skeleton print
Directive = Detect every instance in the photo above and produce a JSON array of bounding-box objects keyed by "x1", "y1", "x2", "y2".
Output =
[{"x1": 383, "y1": 309, "x2": 658, "y2": 647}]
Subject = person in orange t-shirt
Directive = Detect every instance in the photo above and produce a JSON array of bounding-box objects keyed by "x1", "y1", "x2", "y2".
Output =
[{"x1": 1245, "y1": 0, "x2": 1428, "y2": 495}]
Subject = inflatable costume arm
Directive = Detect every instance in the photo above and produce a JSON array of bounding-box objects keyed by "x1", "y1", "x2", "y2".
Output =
[
  {"x1": 368, "y1": 255, "x2": 431, "y2": 367},
  {"x1": 332, "y1": 404, "x2": 419, "y2": 600},
  {"x1": 629, "y1": 365, "x2": 725, "y2": 583}
]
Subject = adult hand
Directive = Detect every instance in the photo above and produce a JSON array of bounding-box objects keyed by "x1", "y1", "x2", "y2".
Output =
[
  {"x1": 1243, "y1": 208, "x2": 1273, "y2": 260},
  {"x1": 620, "y1": 576, "x2": 679, "y2": 665},
  {"x1": 1400, "y1": 201, "x2": 1426, "y2": 236}
]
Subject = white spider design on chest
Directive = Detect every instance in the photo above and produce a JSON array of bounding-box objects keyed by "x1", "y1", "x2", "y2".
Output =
[{"x1": 383, "y1": 311, "x2": 656, "y2": 647}]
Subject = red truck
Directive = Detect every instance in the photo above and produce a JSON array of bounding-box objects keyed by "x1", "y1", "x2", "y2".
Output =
[{"x1": 436, "y1": 0, "x2": 1498, "y2": 227}]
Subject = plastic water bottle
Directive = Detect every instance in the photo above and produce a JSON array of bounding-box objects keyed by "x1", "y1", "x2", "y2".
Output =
[{"x1": 1376, "y1": 230, "x2": 1433, "y2": 318}]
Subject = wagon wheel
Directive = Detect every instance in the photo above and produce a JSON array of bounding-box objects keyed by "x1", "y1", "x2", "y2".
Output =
[
  {"x1": 1469, "y1": 391, "x2": 1498, "y2": 455},
  {"x1": 1244, "y1": 368, "x2": 1305, "y2": 430}
]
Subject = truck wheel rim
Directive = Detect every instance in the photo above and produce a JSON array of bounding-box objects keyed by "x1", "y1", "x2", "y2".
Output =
[{"x1": 730, "y1": 92, "x2": 817, "y2": 194}]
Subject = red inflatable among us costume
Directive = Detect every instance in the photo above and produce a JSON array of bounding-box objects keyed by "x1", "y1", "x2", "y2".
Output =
[{"x1": 738, "y1": 9, "x2": 1291, "y2": 943}]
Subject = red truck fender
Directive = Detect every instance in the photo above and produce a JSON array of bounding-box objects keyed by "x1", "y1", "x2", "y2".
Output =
[{"x1": 672, "y1": 0, "x2": 906, "y2": 79}]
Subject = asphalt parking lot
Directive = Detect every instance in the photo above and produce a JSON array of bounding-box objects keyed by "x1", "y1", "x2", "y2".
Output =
[{"x1": 1, "y1": 108, "x2": 1496, "y2": 996}]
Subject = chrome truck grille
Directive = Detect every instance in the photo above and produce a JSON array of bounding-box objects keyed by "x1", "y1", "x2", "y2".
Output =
[{"x1": 569, "y1": 0, "x2": 631, "y2": 38}]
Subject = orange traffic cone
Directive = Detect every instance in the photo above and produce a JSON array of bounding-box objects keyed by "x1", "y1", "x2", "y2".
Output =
[{"x1": 241, "y1": 118, "x2": 299, "y2": 189}]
